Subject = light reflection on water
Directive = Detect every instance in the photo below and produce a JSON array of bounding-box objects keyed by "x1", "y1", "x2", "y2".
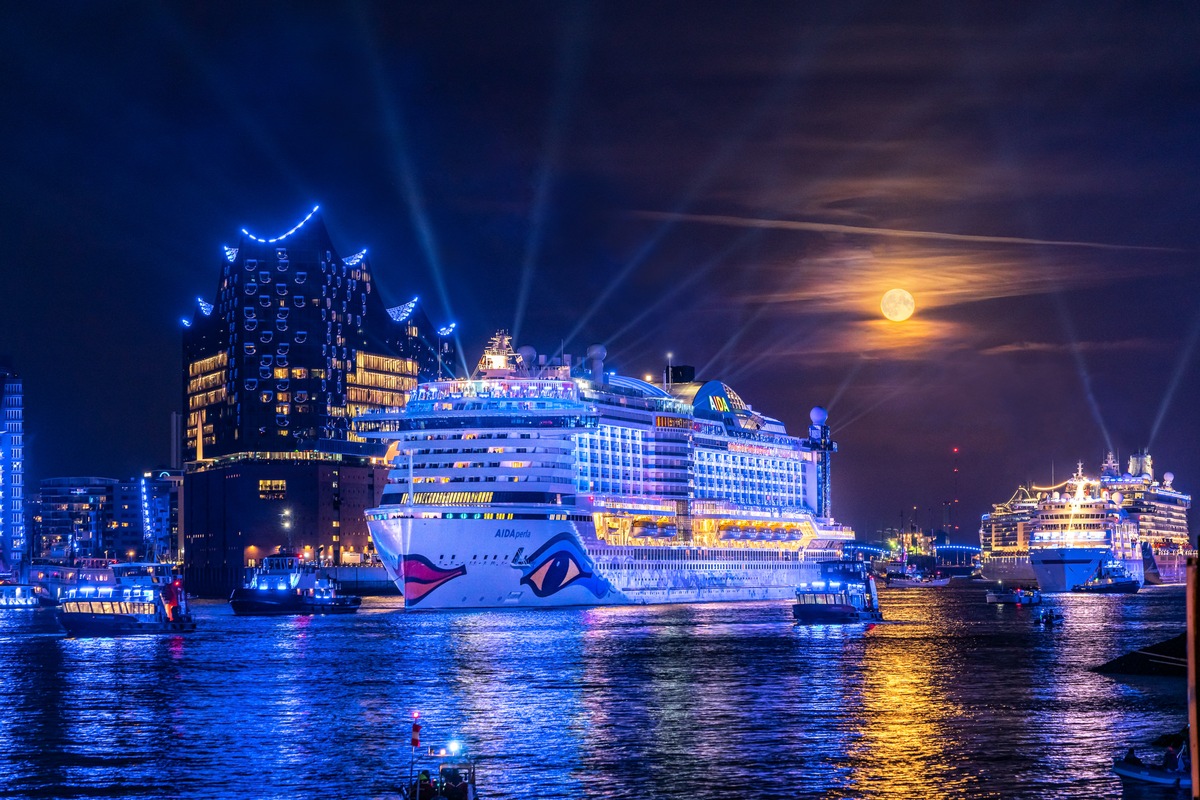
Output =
[{"x1": 0, "y1": 587, "x2": 1186, "y2": 799}]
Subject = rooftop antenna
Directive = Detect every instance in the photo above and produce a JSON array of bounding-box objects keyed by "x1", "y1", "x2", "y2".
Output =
[{"x1": 665, "y1": 352, "x2": 674, "y2": 391}]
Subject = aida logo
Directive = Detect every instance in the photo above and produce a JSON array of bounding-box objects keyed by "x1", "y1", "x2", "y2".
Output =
[
  {"x1": 495, "y1": 529, "x2": 532, "y2": 539},
  {"x1": 710, "y1": 396, "x2": 731, "y2": 413}
]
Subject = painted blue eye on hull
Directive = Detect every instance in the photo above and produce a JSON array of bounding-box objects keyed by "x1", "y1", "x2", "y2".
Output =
[{"x1": 519, "y1": 532, "x2": 613, "y2": 599}]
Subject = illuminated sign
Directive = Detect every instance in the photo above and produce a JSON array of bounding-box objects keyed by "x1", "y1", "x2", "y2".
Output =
[
  {"x1": 709, "y1": 396, "x2": 731, "y2": 413},
  {"x1": 728, "y1": 442, "x2": 800, "y2": 460}
]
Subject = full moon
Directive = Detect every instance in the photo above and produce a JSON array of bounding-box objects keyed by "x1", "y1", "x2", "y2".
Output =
[{"x1": 881, "y1": 288, "x2": 915, "y2": 322}]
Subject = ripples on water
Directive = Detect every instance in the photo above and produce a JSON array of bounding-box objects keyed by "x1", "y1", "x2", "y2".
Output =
[{"x1": 0, "y1": 587, "x2": 1186, "y2": 799}]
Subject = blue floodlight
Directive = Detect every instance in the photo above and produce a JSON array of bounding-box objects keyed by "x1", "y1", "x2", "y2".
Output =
[{"x1": 242, "y1": 205, "x2": 321, "y2": 244}]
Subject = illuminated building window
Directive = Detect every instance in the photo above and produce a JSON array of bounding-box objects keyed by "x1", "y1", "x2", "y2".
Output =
[{"x1": 258, "y1": 480, "x2": 286, "y2": 500}]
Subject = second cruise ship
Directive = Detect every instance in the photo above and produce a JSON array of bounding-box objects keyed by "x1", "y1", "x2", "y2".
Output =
[
  {"x1": 360, "y1": 333, "x2": 855, "y2": 609},
  {"x1": 980, "y1": 453, "x2": 1190, "y2": 591}
]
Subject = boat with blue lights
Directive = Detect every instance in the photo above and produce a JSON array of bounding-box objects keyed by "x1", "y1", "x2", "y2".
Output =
[
  {"x1": 792, "y1": 561, "x2": 882, "y2": 624},
  {"x1": 1071, "y1": 559, "x2": 1141, "y2": 594},
  {"x1": 0, "y1": 582, "x2": 56, "y2": 608},
  {"x1": 359, "y1": 332, "x2": 856, "y2": 609},
  {"x1": 56, "y1": 562, "x2": 195, "y2": 637},
  {"x1": 229, "y1": 551, "x2": 363, "y2": 615}
]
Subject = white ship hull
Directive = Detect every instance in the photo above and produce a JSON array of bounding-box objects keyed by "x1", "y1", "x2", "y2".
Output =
[
  {"x1": 1030, "y1": 548, "x2": 1143, "y2": 593},
  {"x1": 979, "y1": 553, "x2": 1037, "y2": 585},
  {"x1": 367, "y1": 508, "x2": 824, "y2": 609}
]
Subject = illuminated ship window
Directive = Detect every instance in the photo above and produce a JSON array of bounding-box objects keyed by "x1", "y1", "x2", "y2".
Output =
[
  {"x1": 244, "y1": 283, "x2": 257, "y2": 295},
  {"x1": 276, "y1": 381, "x2": 289, "y2": 392},
  {"x1": 276, "y1": 284, "x2": 287, "y2": 296},
  {"x1": 243, "y1": 344, "x2": 256, "y2": 355},
  {"x1": 277, "y1": 343, "x2": 289, "y2": 355},
  {"x1": 243, "y1": 307, "x2": 256, "y2": 317},
  {"x1": 259, "y1": 367, "x2": 272, "y2": 379},
  {"x1": 260, "y1": 355, "x2": 274, "y2": 366},
  {"x1": 244, "y1": 320, "x2": 257, "y2": 331},
  {"x1": 259, "y1": 297, "x2": 271, "y2": 307},
  {"x1": 260, "y1": 331, "x2": 273, "y2": 343},
  {"x1": 243, "y1": 379, "x2": 258, "y2": 391},
  {"x1": 295, "y1": 272, "x2": 306, "y2": 284},
  {"x1": 294, "y1": 296, "x2": 304, "y2": 308},
  {"x1": 224, "y1": 246, "x2": 238, "y2": 263},
  {"x1": 276, "y1": 308, "x2": 289, "y2": 319},
  {"x1": 295, "y1": 331, "x2": 307, "y2": 343},
  {"x1": 295, "y1": 390, "x2": 308, "y2": 402},
  {"x1": 244, "y1": 259, "x2": 257, "y2": 271},
  {"x1": 276, "y1": 416, "x2": 290, "y2": 427},
  {"x1": 259, "y1": 271, "x2": 270, "y2": 283},
  {"x1": 277, "y1": 260, "x2": 289, "y2": 272},
  {"x1": 197, "y1": 298, "x2": 214, "y2": 316},
  {"x1": 277, "y1": 356, "x2": 288, "y2": 368},
  {"x1": 277, "y1": 321, "x2": 288, "y2": 332},
  {"x1": 342, "y1": 249, "x2": 366, "y2": 266},
  {"x1": 259, "y1": 391, "x2": 274, "y2": 403}
]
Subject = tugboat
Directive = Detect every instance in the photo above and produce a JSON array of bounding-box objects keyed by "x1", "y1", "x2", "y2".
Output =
[
  {"x1": 1072, "y1": 560, "x2": 1141, "y2": 594},
  {"x1": 56, "y1": 563, "x2": 195, "y2": 637},
  {"x1": 793, "y1": 561, "x2": 883, "y2": 624},
  {"x1": 986, "y1": 586, "x2": 1042, "y2": 605},
  {"x1": 229, "y1": 551, "x2": 362, "y2": 616}
]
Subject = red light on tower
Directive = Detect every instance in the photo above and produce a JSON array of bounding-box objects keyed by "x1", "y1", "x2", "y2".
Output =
[{"x1": 411, "y1": 720, "x2": 421, "y2": 748}]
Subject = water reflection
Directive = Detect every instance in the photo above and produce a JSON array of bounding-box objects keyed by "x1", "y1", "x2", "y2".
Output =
[{"x1": 0, "y1": 588, "x2": 1186, "y2": 799}]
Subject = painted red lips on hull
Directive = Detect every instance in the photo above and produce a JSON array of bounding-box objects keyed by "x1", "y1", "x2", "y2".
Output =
[{"x1": 402, "y1": 555, "x2": 466, "y2": 606}]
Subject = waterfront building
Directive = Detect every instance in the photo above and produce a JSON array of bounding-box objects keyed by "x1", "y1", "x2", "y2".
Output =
[
  {"x1": 36, "y1": 477, "x2": 119, "y2": 559},
  {"x1": 182, "y1": 207, "x2": 448, "y2": 595},
  {"x1": 0, "y1": 370, "x2": 24, "y2": 575},
  {"x1": 361, "y1": 333, "x2": 855, "y2": 609}
]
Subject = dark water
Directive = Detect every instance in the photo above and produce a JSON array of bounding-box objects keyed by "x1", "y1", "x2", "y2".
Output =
[{"x1": 0, "y1": 586, "x2": 1188, "y2": 799}]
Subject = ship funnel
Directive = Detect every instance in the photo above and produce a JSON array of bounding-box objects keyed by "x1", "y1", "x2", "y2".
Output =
[{"x1": 587, "y1": 344, "x2": 607, "y2": 385}]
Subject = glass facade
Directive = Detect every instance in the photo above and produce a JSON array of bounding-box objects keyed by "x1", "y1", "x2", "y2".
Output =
[
  {"x1": 182, "y1": 209, "x2": 452, "y2": 461},
  {"x1": 0, "y1": 371, "x2": 24, "y2": 572}
]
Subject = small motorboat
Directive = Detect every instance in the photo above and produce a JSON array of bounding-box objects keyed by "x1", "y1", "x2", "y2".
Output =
[
  {"x1": 986, "y1": 586, "x2": 1042, "y2": 605},
  {"x1": 1072, "y1": 560, "x2": 1141, "y2": 594},
  {"x1": 1034, "y1": 608, "x2": 1064, "y2": 627},
  {"x1": 1113, "y1": 753, "x2": 1191, "y2": 788},
  {"x1": 793, "y1": 561, "x2": 883, "y2": 624},
  {"x1": 230, "y1": 551, "x2": 362, "y2": 616}
]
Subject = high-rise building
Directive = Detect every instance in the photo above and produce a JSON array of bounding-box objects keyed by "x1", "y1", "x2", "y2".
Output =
[
  {"x1": 36, "y1": 477, "x2": 118, "y2": 559},
  {"x1": 182, "y1": 206, "x2": 450, "y2": 595},
  {"x1": 0, "y1": 370, "x2": 24, "y2": 574}
]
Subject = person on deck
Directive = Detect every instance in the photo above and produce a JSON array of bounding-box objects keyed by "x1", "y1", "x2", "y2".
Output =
[{"x1": 1161, "y1": 746, "x2": 1179, "y2": 771}]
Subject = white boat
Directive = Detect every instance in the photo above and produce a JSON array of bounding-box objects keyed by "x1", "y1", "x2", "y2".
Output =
[
  {"x1": 885, "y1": 573, "x2": 949, "y2": 588},
  {"x1": 359, "y1": 333, "x2": 856, "y2": 609}
]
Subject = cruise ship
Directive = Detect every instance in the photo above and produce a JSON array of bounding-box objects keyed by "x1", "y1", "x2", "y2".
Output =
[
  {"x1": 1028, "y1": 465, "x2": 1142, "y2": 593},
  {"x1": 360, "y1": 333, "x2": 855, "y2": 609},
  {"x1": 980, "y1": 453, "x2": 1191, "y2": 589},
  {"x1": 1097, "y1": 452, "x2": 1193, "y2": 583}
]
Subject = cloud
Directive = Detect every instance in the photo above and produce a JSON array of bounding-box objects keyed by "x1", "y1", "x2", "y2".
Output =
[
  {"x1": 981, "y1": 338, "x2": 1164, "y2": 356},
  {"x1": 631, "y1": 210, "x2": 1185, "y2": 252}
]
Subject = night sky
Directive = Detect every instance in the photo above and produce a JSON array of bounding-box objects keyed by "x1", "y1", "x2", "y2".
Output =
[{"x1": 3, "y1": 3, "x2": 1198, "y2": 542}]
